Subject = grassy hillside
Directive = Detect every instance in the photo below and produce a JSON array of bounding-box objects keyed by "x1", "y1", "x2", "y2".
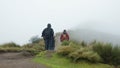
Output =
[
  {"x1": 0, "y1": 41, "x2": 45, "y2": 55},
  {"x1": 33, "y1": 51, "x2": 113, "y2": 68},
  {"x1": 33, "y1": 40, "x2": 120, "y2": 68}
]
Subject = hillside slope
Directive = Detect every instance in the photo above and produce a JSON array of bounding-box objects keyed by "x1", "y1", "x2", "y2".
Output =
[{"x1": 68, "y1": 29, "x2": 120, "y2": 45}]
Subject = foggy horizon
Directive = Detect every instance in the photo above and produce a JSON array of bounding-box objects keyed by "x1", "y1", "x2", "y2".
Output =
[{"x1": 0, "y1": 0, "x2": 120, "y2": 45}]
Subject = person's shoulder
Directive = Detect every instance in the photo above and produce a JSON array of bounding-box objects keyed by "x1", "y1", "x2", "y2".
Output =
[
  {"x1": 42, "y1": 28, "x2": 47, "y2": 32},
  {"x1": 44, "y1": 28, "x2": 47, "y2": 30},
  {"x1": 51, "y1": 28, "x2": 54, "y2": 30},
  {"x1": 66, "y1": 33, "x2": 69, "y2": 36},
  {"x1": 66, "y1": 32, "x2": 68, "y2": 34}
]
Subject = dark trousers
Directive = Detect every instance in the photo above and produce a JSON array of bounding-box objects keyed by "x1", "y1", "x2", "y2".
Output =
[{"x1": 44, "y1": 38, "x2": 55, "y2": 50}]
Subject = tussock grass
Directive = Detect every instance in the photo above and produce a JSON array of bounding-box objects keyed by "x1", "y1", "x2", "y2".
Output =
[{"x1": 33, "y1": 52, "x2": 112, "y2": 68}]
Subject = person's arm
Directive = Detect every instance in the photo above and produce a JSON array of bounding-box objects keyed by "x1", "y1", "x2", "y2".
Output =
[
  {"x1": 60, "y1": 34, "x2": 63, "y2": 42},
  {"x1": 42, "y1": 28, "x2": 46, "y2": 38}
]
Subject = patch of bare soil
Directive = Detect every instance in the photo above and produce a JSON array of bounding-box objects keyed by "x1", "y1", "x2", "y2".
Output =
[{"x1": 0, "y1": 52, "x2": 48, "y2": 68}]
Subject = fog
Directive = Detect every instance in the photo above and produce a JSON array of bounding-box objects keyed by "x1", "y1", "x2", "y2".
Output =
[
  {"x1": 0, "y1": 0, "x2": 120, "y2": 45},
  {"x1": 68, "y1": 29, "x2": 120, "y2": 45}
]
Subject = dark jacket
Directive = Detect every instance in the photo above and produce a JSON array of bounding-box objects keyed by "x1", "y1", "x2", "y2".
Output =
[{"x1": 42, "y1": 27, "x2": 54, "y2": 40}]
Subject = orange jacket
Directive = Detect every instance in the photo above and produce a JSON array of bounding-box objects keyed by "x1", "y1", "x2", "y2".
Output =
[{"x1": 60, "y1": 33, "x2": 69, "y2": 42}]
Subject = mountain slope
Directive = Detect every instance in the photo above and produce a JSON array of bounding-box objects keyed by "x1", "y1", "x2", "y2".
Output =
[{"x1": 68, "y1": 29, "x2": 120, "y2": 45}]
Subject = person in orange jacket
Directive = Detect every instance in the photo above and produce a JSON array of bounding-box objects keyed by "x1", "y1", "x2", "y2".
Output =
[{"x1": 60, "y1": 30, "x2": 69, "y2": 42}]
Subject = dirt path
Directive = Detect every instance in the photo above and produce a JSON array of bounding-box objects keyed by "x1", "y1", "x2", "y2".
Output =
[{"x1": 0, "y1": 52, "x2": 49, "y2": 68}]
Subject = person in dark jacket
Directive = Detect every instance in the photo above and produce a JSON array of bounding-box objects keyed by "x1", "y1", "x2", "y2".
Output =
[
  {"x1": 42, "y1": 24, "x2": 55, "y2": 50},
  {"x1": 60, "y1": 30, "x2": 69, "y2": 42}
]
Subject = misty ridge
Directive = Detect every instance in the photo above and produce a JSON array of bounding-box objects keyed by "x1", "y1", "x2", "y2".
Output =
[{"x1": 67, "y1": 28, "x2": 120, "y2": 45}]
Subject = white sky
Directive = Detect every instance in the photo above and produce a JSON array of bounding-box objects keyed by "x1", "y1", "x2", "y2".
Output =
[{"x1": 0, "y1": 0, "x2": 120, "y2": 45}]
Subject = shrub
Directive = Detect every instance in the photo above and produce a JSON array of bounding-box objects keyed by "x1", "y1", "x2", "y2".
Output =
[
  {"x1": 22, "y1": 43, "x2": 44, "y2": 55},
  {"x1": 57, "y1": 41, "x2": 102, "y2": 63},
  {"x1": 80, "y1": 41, "x2": 87, "y2": 47},
  {"x1": 21, "y1": 48, "x2": 40, "y2": 55},
  {"x1": 1, "y1": 42, "x2": 20, "y2": 48},
  {"x1": 0, "y1": 47, "x2": 21, "y2": 52},
  {"x1": 57, "y1": 46, "x2": 75, "y2": 56},
  {"x1": 93, "y1": 42, "x2": 120, "y2": 67},
  {"x1": 93, "y1": 43, "x2": 112, "y2": 63},
  {"x1": 69, "y1": 47, "x2": 102, "y2": 63},
  {"x1": 22, "y1": 39, "x2": 45, "y2": 51},
  {"x1": 22, "y1": 39, "x2": 45, "y2": 55},
  {"x1": 61, "y1": 40, "x2": 70, "y2": 46},
  {"x1": 36, "y1": 51, "x2": 47, "y2": 57},
  {"x1": 32, "y1": 43, "x2": 45, "y2": 51},
  {"x1": 111, "y1": 46, "x2": 120, "y2": 66},
  {"x1": 22, "y1": 44, "x2": 33, "y2": 48},
  {"x1": 69, "y1": 41, "x2": 81, "y2": 49},
  {"x1": 0, "y1": 42, "x2": 21, "y2": 53},
  {"x1": 38, "y1": 39, "x2": 45, "y2": 47}
]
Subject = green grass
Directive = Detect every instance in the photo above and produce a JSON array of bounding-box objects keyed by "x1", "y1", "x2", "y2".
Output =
[{"x1": 33, "y1": 52, "x2": 113, "y2": 68}]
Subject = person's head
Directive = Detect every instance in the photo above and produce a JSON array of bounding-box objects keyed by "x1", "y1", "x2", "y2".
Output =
[
  {"x1": 47, "y1": 23, "x2": 51, "y2": 28},
  {"x1": 63, "y1": 30, "x2": 67, "y2": 34}
]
